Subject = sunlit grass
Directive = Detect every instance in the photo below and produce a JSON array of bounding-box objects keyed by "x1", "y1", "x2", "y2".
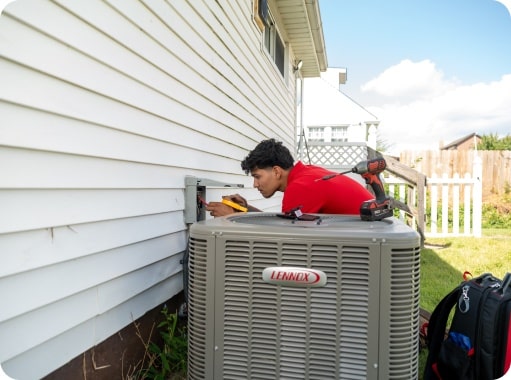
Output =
[
  {"x1": 421, "y1": 232, "x2": 510, "y2": 311},
  {"x1": 484, "y1": 228, "x2": 511, "y2": 238}
]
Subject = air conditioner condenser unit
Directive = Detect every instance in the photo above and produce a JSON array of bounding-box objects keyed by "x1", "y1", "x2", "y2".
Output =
[{"x1": 187, "y1": 213, "x2": 421, "y2": 380}]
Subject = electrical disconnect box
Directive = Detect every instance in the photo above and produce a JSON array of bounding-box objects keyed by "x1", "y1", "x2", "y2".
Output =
[{"x1": 184, "y1": 176, "x2": 244, "y2": 224}]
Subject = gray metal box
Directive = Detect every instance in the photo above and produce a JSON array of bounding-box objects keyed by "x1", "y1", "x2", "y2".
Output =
[{"x1": 187, "y1": 213, "x2": 421, "y2": 380}]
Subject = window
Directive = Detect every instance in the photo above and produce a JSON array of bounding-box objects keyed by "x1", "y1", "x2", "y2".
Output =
[
  {"x1": 308, "y1": 127, "x2": 325, "y2": 142},
  {"x1": 332, "y1": 127, "x2": 348, "y2": 142},
  {"x1": 257, "y1": 0, "x2": 285, "y2": 77}
]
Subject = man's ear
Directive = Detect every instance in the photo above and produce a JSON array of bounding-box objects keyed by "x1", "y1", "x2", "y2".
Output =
[{"x1": 272, "y1": 166, "x2": 283, "y2": 179}]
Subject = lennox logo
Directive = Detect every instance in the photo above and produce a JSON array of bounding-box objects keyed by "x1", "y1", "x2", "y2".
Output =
[{"x1": 262, "y1": 267, "x2": 327, "y2": 287}]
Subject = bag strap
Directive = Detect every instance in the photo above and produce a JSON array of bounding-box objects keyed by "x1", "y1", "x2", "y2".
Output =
[
  {"x1": 424, "y1": 285, "x2": 462, "y2": 379},
  {"x1": 499, "y1": 272, "x2": 511, "y2": 296}
]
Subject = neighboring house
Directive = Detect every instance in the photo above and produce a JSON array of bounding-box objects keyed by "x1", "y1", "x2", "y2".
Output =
[
  {"x1": 0, "y1": 1, "x2": 327, "y2": 379},
  {"x1": 300, "y1": 67, "x2": 379, "y2": 147},
  {"x1": 441, "y1": 133, "x2": 481, "y2": 150},
  {"x1": 297, "y1": 67, "x2": 379, "y2": 175}
]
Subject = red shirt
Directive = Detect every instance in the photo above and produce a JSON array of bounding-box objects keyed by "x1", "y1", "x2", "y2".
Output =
[{"x1": 282, "y1": 161, "x2": 374, "y2": 215}]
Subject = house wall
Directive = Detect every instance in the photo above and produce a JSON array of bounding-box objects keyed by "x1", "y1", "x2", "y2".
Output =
[
  {"x1": 454, "y1": 138, "x2": 480, "y2": 150},
  {"x1": 441, "y1": 135, "x2": 481, "y2": 150},
  {"x1": 443, "y1": 138, "x2": 481, "y2": 150},
  {"x1": 0, "y1": 1, "x2": 301, "y2": 378}
]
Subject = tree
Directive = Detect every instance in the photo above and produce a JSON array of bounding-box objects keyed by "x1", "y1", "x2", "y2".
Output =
[{"x1": 477, "y1": 133, "x2": 511, "y2": 150}]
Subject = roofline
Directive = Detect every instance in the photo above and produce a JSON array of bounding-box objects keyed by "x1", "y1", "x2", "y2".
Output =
[
  {"x1": 276, "y1": 0, "x2": 328, "y2": 77},
  {"x1": 305, "y1": 0, "x2": 328, "y2": 72}
]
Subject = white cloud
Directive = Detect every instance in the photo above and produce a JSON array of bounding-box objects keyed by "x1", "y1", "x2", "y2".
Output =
[
  {"x1": 361, "y1": 59, "x2": 457, "y2": 100},
  {"x1": 494, "y1": 0, "x2": 511, "y2": 17},
  {"x1": 362, "y1": 60, "x2": 511, "y2": 154}
]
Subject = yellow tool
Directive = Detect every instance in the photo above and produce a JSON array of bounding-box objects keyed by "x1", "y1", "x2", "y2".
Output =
[{"x1": 221, "y1": 198, "x2": 248, "y2": 212}]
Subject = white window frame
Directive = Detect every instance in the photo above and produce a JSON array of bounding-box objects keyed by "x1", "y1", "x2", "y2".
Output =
[
  {"x1": 332, "y1": 126, "x2": 348, "y2": 142},
  {"x1": 308, "y1": 127, "x2": 325, "y2": 142},
  {"x1": 258, "y1": 1, "x2": 286, "y2": 77}
]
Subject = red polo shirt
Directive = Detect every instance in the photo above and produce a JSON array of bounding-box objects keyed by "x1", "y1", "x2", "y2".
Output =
[{"x1": 282, "y1": 161, "x2": 374, "y2": 215}]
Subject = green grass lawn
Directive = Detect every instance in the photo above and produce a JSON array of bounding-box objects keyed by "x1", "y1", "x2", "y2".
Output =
[
  {"x1": 421, "y1": 228, "x2": 511, "y2": 311},
  {"x1": 419, "y1": 229, "x2": 511, "y2": 379}
]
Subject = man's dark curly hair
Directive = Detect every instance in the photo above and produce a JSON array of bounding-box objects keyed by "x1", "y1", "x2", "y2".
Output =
[{"x1": 241, "y1": 138, "x2": 294, "y2": 174}]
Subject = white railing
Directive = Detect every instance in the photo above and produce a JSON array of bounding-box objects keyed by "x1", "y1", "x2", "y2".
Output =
[{"x1": 386, "y1": 155, "x2": 482, "y2": 238}]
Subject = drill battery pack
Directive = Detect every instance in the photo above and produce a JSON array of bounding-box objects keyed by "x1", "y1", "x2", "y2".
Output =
[{"x1": 360, "y1": 197, "x2": 393, "y2": 221}]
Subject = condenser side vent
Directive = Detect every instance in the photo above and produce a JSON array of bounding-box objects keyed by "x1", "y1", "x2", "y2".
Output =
[
  {"x1": 221, "y1": 240, "x2": 373, "y2": 380},
  {"x1": 386, "y1": 246, "x2": 421, "y2": 379},
  {"x1": 187, "y1": 237, "x2": 209, "y2": 380},
  {"x1": 339, "y1": 246, "x2": 371, "y2": 379}
]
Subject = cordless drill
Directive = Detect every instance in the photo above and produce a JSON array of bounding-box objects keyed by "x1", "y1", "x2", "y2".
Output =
[
  {"x1": 349, "y1": 158, "x2": 393, "y2": 221},
  {"x1": 318, "y1": 157, "x2": 394, "y2": 220}
]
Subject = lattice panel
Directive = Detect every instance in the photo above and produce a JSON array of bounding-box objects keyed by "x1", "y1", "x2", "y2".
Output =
[{"x1": 305, "y1": 143, "x2": 368, "y2": 167}]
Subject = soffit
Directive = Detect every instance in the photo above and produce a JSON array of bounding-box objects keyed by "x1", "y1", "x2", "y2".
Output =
[{"x1": 276, "y1": 0, "x2": 328, "y2": 77}]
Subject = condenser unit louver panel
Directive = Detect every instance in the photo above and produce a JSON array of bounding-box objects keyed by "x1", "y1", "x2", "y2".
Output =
[{"x1": 188, "y1": 213, "x2": 421, "y2": 380}]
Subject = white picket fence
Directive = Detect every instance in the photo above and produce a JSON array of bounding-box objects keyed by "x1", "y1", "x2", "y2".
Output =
[{"x1": 386, "y1": 156, "x2": 483, "y2": 238}]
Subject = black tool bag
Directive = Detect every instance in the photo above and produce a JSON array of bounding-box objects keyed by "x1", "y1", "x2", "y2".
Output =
[{"x1": 423, "y1": 272, "x2": 511, "y2": 380}]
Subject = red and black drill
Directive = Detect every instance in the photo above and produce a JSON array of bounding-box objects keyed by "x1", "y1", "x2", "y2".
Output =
[
  {"x1": 350, "y1": 158, "x2": 393, "y2": 221},
  {"x1": 320, "y1": 157, "x2": 393, "y2": 221}
]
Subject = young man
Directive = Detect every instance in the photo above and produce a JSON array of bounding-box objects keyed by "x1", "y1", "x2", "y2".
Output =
[{"x1": 206, "y1": 138, "x2": 374, "y2": 217}]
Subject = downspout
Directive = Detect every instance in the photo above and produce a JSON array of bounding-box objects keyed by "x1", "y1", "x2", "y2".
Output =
[{"x1": 297, "y1": 72, "x2": 305, "y2": 160}]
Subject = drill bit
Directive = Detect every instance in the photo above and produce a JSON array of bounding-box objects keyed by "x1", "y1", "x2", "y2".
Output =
[{"x1": 315, "y1": 169, "x2": 352, "y2": 181}]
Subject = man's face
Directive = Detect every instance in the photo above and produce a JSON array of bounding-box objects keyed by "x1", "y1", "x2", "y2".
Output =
[{"x1": 250, "y1": 166, "x2": 282, "y2": 198}]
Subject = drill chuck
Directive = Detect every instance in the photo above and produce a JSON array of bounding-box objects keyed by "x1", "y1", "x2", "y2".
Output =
[{"x1": 352, "y1": 157, "x2": 387, "y2": 175}]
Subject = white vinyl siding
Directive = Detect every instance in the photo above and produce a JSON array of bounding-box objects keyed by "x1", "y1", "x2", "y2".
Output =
[{"x1": 0, "y1": 0, "x2": 299, "y2": 378}]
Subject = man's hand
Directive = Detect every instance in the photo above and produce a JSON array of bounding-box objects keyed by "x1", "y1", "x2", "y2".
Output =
[
  {"x1": 206, "y1": 202, "x2": 235, "y2": 217},
  {"x1": 222, "y1": 194, "x2": 261, "y2": 212},
  {"x1": 223, "y1": 194, "x2": 248, "y2": 208},
  {"x1": 206, "y1": 194, "x2": 261, "y2": 217}
]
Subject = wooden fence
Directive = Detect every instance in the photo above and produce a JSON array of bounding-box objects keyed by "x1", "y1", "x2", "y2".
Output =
[{"x1": 400, "y1": 150, "x2": 511, "y2": 199}]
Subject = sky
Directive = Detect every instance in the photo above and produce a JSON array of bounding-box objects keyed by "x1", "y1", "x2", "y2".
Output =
[{"x1": 318, "y1": 0, "x2": 511, "y2": 154}]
